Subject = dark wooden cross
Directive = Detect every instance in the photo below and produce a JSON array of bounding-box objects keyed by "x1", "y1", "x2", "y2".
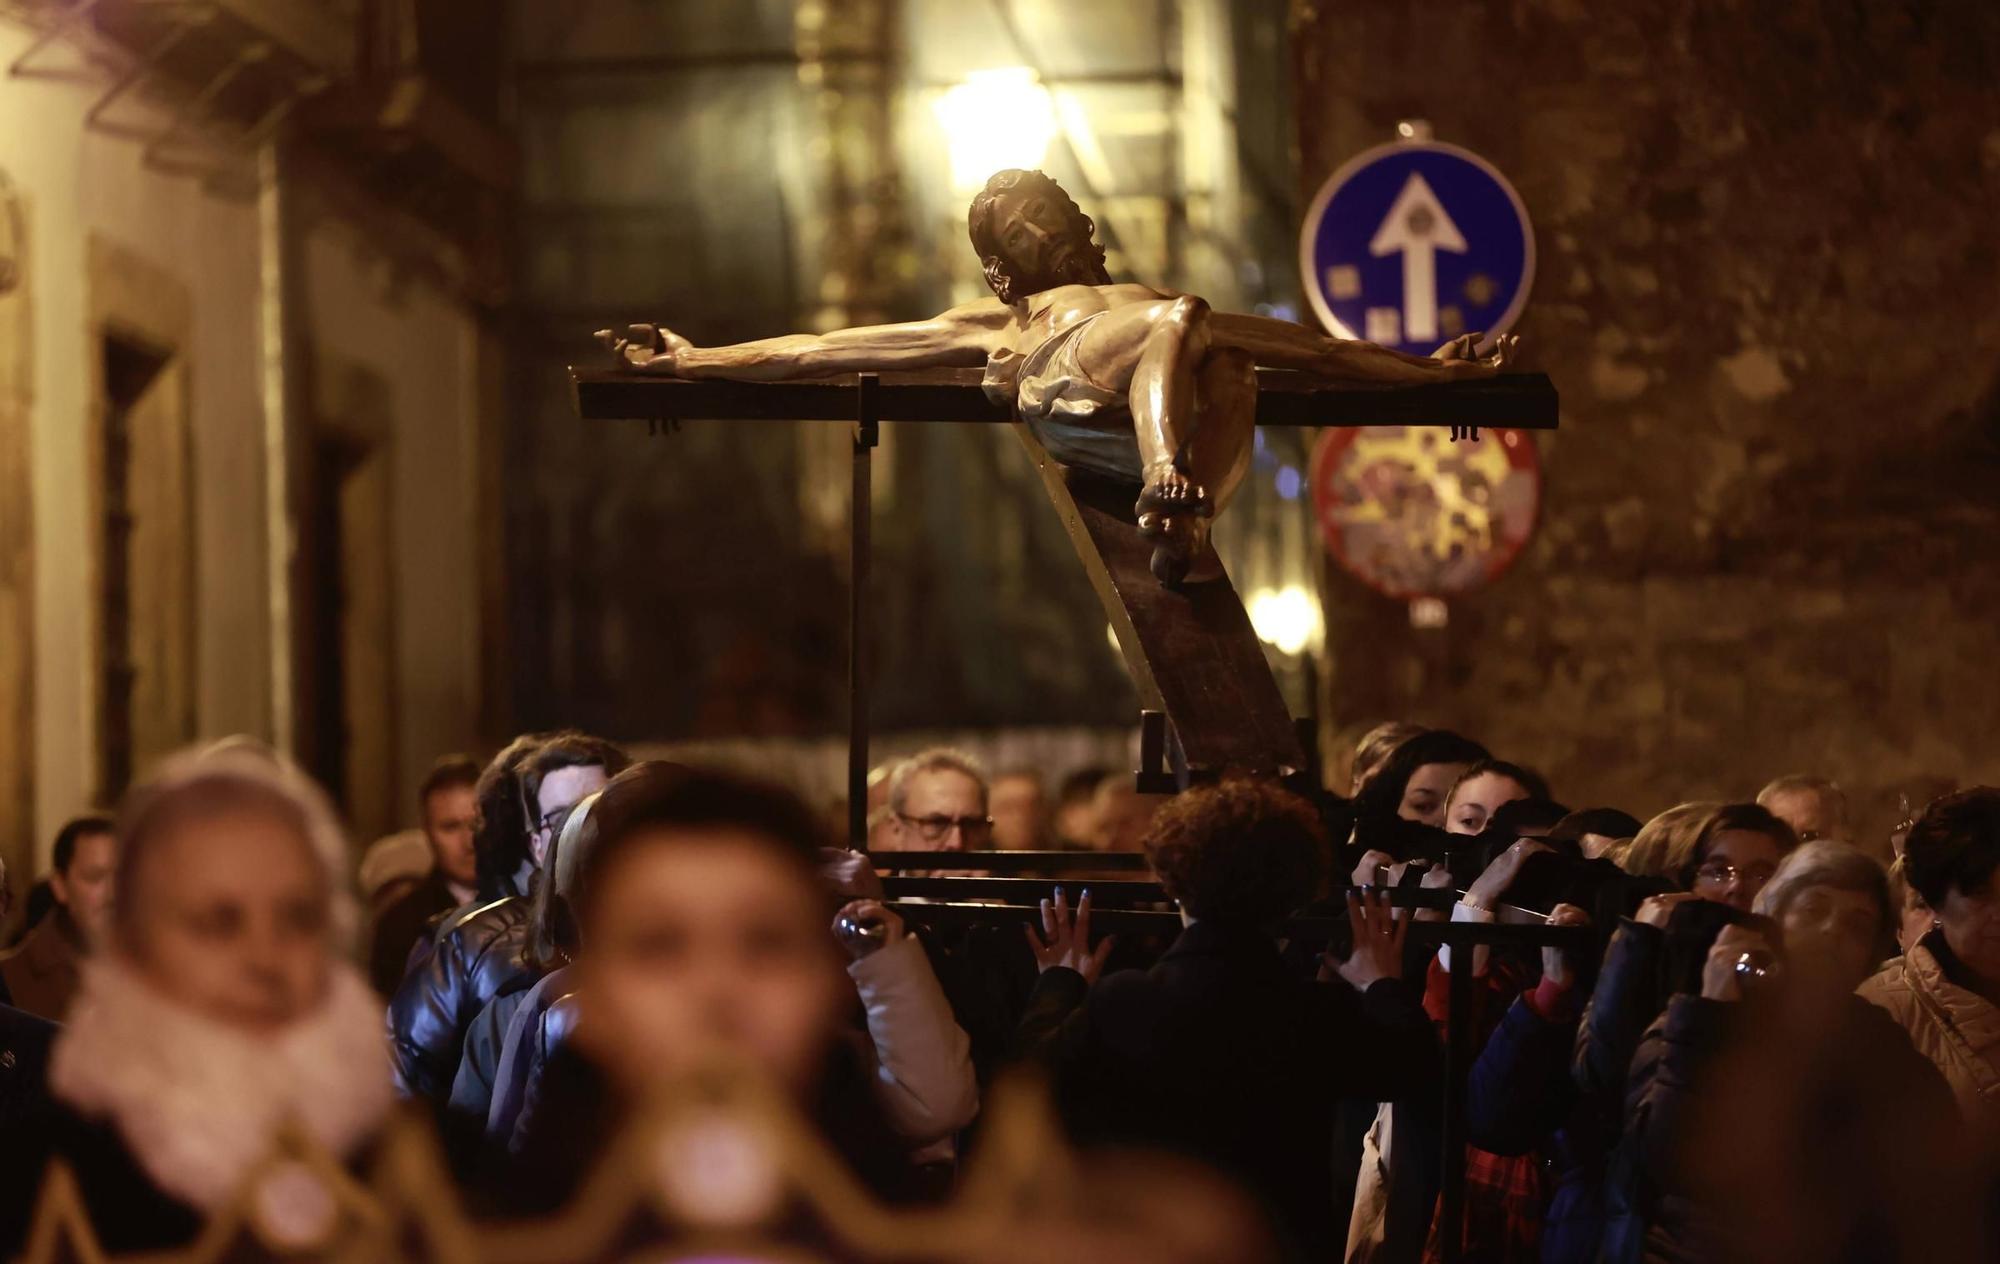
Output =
[{"x1": 571, "y1": 366, "x2": 1558, "y2": 841}]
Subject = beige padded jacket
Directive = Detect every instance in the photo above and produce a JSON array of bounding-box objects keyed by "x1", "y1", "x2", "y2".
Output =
[{"x1": 1858, "y1": 941, "x2": 2000, "y2": 1125}]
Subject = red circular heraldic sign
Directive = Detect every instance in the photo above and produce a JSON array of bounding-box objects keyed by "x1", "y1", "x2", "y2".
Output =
[{"x1": 1309, "y1": 426, "x2": 1540, "y2": 600}]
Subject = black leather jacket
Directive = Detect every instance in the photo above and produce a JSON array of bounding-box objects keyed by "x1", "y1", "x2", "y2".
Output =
[{"x1": 387, "y1": 897, "x2": 539, "y2": 1100}]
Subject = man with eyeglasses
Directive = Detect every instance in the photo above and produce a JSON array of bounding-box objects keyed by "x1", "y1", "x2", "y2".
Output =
[
  {"x1": 388, "y1": 731, "x2": 629, "y2": 1103},
  {"x1": 870, "y1": 749, "x2": 1044, "y2": 1088},
  {"x1": 877, "y1": 749, "x2": 994, "y2": 855}
]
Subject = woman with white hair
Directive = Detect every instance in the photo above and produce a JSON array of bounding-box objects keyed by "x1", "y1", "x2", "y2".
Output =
[
  {"x1": 0, "y1": 744, "x2": 393, "y2": 1254},
  {"x1": 1607, "y1": 842, "x2": 1966, "y2": 1263}
]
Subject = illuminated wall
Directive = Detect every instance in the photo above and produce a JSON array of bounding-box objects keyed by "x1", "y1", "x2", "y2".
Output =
[{"x1": 0, "y1": 16, "x2": 488, "y2": 874}]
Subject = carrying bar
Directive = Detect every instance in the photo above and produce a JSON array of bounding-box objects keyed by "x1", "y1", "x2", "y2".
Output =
[{"x1": 571, "y1": 366, "x2": 1559, "y2": 430}]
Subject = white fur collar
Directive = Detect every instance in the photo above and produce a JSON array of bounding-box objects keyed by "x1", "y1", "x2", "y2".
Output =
[{"x1": 48, "y1": 959, "x2": 394, "y2": 1212}]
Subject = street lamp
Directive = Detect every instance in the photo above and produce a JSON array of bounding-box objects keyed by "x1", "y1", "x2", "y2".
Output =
[
  {"x1": 932, "y1": 67, "x2": 1056, "y2": 191},
  {"x1": 1247, "y1": 584, "x2": 1323, "y2": 658}
]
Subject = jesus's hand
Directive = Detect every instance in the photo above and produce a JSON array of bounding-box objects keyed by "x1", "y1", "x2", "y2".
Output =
[
  {"x1": 1431, "y1": 332, "x2": 1519, "y2": 377},
  {"x1": 1433, "y1": 332, "x2": 1483, "y2": 362},
  {"x1": 597, "y1": 323, "x2": 694, "y2": 374}
]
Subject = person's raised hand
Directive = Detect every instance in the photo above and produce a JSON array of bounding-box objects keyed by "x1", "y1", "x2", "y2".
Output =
[
  {"x1": 832, "y1": 898, "x2": 905, "y2": 962},
  {"x1": 819, "y1": 848, "x2": 885, "y2": 902},
  {"x1": 1351, "y1": 849, "x2": 1396, "y2": 889},
  {"x1": 1025, "y1": 887, "x2": 1115, "y2": 984},
  {"x1": 1462, "y1": 839, "x2": 1553, "y2": 912},
  {"x1": 1413, "y1": 861, "x2": 1454, "y2": 922},
  {"x1": 1542, "y1": 903, "x2": 1591, "y2": 990},
  {"x1": 1700, "y1": 924, "x2": 1770, "y2": 1003},
  {"x1": 1635, "y1": 891, "x2": 1702, "y2": 930},
  {"x1": 1334, "y1": 888, "x2": 1410, "y2": 991}
]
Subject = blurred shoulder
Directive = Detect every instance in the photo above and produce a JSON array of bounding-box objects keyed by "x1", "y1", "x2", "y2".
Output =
[{"x1": 1858, "y1": 952, "x2": 1921, "y2": 1015}]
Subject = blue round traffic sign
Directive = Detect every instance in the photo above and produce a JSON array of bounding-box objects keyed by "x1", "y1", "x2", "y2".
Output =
[{"x1": 1300, "y1": 140, "x2": 1534, "y2": 358}]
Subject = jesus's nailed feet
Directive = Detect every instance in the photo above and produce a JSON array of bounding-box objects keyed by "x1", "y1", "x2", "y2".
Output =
[
  {"x1": 1137, "y1": 510, "x2": 1214, "y2": 588},
  {"x1": 1135, "y1": 471, "x2": 1213, "y2": 524},
  {"x1": 1149, "y1": 541, "x2": 1193, "y2": 586}
]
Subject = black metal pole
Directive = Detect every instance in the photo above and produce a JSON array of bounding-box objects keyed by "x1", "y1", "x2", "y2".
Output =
[
  {"x1": 848, "y1": 375, "x2": 878, "y2": 850},
  {"x1": 1438, "y1": 946, "x2": 1476, "y2": 1264}
]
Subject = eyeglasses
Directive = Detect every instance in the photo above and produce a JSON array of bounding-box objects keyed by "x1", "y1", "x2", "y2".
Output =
[
  {"x1": 1693, "y1": 861, "x2": 1776, "y2": 889},
  {"x1": 896, "y1": 813, "x2": 993, "y2": 843},
  {"x1": 535, "y1": 804, "x2": 576, "y2": 836}
]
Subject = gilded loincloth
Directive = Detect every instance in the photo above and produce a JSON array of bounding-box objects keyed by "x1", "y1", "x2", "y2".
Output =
[{"x1": 983, "y1": 312, "x2": 1142, "y2": 484}]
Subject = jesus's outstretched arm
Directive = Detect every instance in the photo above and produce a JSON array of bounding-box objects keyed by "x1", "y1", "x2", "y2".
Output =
[
  {"x1": 1208, "y1": 311, "x2": 1515, "y2": 384},
  {"x1": 600, "y1": 299, "x2": 1015, "y2": 381}
]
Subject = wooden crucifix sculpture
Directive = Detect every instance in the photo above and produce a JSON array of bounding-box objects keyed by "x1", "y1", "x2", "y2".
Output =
[
  {"x1": 581, "y1": 169, "x2": 1550, "y2": 801},
  {"x1": 602, "y1": 168, "x2": 1514, "y2": 587}
]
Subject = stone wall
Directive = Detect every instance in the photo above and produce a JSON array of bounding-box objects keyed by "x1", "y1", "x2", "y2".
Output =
[{"x1": 1294, "y1": 0, "x2": 2000, "y2": 848}]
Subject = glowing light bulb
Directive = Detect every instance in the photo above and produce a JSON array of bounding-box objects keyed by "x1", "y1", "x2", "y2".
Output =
[
  {"x1": 933, "y1": 67, "x2": 1057, "y2": 191},
  {"x1": 1247, "y1": 585, "x2": 1322, "y2": 657}
]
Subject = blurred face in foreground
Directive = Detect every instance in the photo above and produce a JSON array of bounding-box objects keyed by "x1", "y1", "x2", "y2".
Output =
[
  {"x1": 990, "y1": 773, "x2": 1048, "y2": 850},
  {"x1": 118, "y1": 807, "x2": 332, "y2": 1034},
  {"x1": 576, "y1": 828, "x2": 846, "y2": 1096},
  {"x1": 1053, "y1": 788, "x2": 1102, "y2": 849},
  {"x1": 1094, "y1": 780, "x2": 1168, "y2": 854},
  {"x1": 1777, "y1": 883, "x2": 1883, "y2": 994}
]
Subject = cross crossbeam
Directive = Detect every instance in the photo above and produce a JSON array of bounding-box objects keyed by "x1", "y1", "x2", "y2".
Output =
[{"x1": 571, "y1": 365, "x2": 1559, "y2": 429}]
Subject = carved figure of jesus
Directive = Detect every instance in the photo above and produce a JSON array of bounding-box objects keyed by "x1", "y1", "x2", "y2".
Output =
[{"x1": 603, "y1": 169, "x2": 1513, "y2": 584}]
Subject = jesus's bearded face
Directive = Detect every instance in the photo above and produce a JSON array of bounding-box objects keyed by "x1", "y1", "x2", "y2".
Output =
[{"x1": 972, "y1": 173, "x2": 1108, "y2": 303}]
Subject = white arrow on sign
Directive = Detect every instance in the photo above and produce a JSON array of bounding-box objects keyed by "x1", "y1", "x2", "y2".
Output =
[{"x1": 1367, "y1": 172, "x2": 1467, "y2": 343}]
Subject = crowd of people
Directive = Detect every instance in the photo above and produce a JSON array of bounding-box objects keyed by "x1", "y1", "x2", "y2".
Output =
[{"x1": 0, "y1": 722, "x2": 1995, "y2": 1263}]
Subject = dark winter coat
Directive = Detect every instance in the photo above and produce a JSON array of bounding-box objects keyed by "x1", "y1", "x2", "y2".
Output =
[
  {"x1": 0, "y1": 1005, "x2": 58, "y2": 1253},
  {"x1": 1015, "y1": 918, "x2": 1440, "y2": 1262},
  {"x1": 0, "y1": 914, "x2": 84, "y2": 1022},
  {"x1": 1606, "y1": 993, "x2": 1958, "y2": 1264},
  {"x1": 1462, "y1": 984, "x2": 1612, "y2": 1264},
  {"x1": 0, "y1": 1102, "x2": 204, "y2": 1254},
  {"x1": 1572, "y1": 920, "x2": 1667, "y2": 1129},
  {"x1": 367, "y1": 870, "x2": 463, "y2": 996},
  {"x1": 487, "y1": 967, "x2": 577, "y2": 1154},
  {"x1": 386, "y1": 896, "x2": 539, "y2": 1100}
]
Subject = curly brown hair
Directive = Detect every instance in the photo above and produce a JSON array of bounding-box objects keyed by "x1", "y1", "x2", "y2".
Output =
[
  {"x1": 1143, "y1": 778, "x2": 1328, "y2": 926},
  {"x1": 1903, "y1": 786, "x2": 2000, "y2": 908}
]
